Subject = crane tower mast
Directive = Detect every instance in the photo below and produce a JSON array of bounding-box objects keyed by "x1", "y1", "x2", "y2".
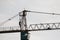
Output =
[{"x1": 19, "y1": 10, "x2": 29, "y2": 40}]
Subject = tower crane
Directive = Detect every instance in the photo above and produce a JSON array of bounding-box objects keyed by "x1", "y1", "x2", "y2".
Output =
[{"x1": 0, "y1": 10, "x2": 60, "y2": 40}]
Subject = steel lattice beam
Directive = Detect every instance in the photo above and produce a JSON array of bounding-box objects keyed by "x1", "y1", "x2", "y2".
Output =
[{"x1": 0, "y1": 23, "x2": 60, "y2": 33}]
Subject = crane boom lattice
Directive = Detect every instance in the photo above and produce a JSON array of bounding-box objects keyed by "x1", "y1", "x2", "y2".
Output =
[{"x1": 0, "y1": 23, "x2": 60, "y2": 33}]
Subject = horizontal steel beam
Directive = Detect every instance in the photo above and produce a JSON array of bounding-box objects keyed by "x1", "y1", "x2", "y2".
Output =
[{"x1": 0, "y1": 28, "x2": 60, "y2": 34}]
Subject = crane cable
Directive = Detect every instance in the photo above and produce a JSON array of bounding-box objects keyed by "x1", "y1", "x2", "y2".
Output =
[
  {"x1": 26, "y1": 10, "x2": 60, "y2": 15},
  {"x1": 0, "y1": 12, "x2": 22, "y2": 26}
]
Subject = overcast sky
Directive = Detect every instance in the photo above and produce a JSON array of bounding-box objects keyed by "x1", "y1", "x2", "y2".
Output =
[{"x1": 0, "y1": 0, "x2": 60, "y2": 40}]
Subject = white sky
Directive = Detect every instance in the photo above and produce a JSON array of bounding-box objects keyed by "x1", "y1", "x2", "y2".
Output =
[{"x1": 0, "y1": 0, "x2": 60, "y2": 40}]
